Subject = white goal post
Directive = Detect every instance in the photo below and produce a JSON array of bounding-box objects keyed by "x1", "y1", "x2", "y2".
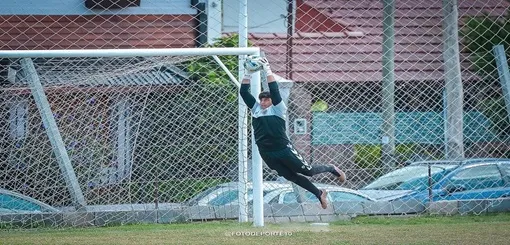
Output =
[{"x1": 0, "y1": 47, "x2": 265, "y2": 226}]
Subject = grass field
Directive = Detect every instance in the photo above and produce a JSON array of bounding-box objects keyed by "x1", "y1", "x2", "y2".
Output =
[{"x1": 1, "y1": 213, "x2": 510, "y2": 245}]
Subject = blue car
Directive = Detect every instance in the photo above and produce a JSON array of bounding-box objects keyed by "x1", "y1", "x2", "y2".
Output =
[
  {"x1": 0, "y1": 188, "x2": 59, "y2": 214},
  {"x1": 359, "y1": 158, "x2": 510, "y2": 203}
]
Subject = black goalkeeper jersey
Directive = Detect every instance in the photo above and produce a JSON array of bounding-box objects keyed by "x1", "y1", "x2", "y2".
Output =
[{"x1": 240, "y1": 82, "x2": 290, "y2": 152}]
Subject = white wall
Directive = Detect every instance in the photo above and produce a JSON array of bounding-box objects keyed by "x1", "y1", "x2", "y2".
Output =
[
  {"x1": 0, "y1": 0, "x2": 195, "y2": 15},
  {"x1": 222, "y1": 0, "x2": 289, "y2": 33}
]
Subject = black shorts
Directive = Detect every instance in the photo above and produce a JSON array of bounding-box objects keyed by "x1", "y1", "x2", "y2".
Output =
[{"x1": 259, "y1": 144, "x2": 312, "y2": 177}]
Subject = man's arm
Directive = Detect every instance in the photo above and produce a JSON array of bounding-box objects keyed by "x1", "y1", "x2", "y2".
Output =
[
  {"x1": 261, "y1": 58, "x2": 282, "y2": 105},
  {"x1": 239, "y1": 75, "x2": 256, "y2": 109}
]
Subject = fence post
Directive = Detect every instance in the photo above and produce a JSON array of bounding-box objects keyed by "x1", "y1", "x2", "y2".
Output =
[
  {"x1": 492, "y1": 45, "x2": 510, "y2": 125},
  {"x1": 381, "y1": 0, "x2": 396, "y2": 169},
  {"x1": 442, "y1": 0, "x2": 464, "y2": 159}
]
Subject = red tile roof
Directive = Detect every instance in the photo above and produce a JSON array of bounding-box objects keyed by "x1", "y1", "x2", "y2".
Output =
[
  {"x1": 0, "y1": 14, "x2": 197, "y2": 50},
  {"x1": 295, "y1": 0, "x2": 350, "y2": 33},
  {"x1": 250, "y1": 0, "x2": 509, "y2": 83}
]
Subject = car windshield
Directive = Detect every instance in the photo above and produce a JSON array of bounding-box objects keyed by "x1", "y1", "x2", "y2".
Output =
[
  {"x1": 185, "y1": 185, "x2": 224, "y2": 205},
  {"x1": 212, "y1": 189, "x2": 272, "y2": 206},
  {"x1": 0, "y1": 193, "x2": 43, "y2": 212},
  {"x1": 362, "y1": 164, "x2": 457, "y2": 190},
  {"x1": 282, "y1": 191, "x2": 316, "y2": 204}
]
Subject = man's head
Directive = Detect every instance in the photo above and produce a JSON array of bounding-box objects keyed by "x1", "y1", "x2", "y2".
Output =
[{"x1": 258, "y1": 91, "x2": 272, "y2": 109}]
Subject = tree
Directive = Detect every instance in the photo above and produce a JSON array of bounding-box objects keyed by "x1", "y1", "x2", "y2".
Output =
[
  {"x1": 461, "y1": 9, "x2": 510, "y2": 80},
  {"x1": 461, "y1": 6, "x2": 510, "y2": 139}
]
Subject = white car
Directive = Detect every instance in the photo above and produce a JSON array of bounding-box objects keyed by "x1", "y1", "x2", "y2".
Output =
[
  {"x1": 186, "y1": 181, "x2": 375, "y2": 206},
  {"x1": 263, "y1": 184, "x2": 376, "y2": 204},
  {"x1": 186, "y1": 181, "x2": 291, "y2": 206}
]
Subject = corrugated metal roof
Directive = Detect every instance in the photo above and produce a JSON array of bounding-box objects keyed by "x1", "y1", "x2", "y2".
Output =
[{"x1": 14, "y1": 57, "x2": 188, "y2": 86}]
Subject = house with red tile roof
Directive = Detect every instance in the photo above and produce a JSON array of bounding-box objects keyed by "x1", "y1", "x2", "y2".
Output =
[
  {"x1": 251, "y1": 0, "x2": 508, "y2": 82},
  {"x1": 244, "y1": 0, "x2": 510, "y2": 181}
]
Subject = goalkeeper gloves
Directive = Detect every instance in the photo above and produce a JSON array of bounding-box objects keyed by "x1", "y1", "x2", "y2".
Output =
[
  {"x1": 259, "y1": 57, "x2": 273, "y2": 76},
  {"x1": 243, "y1": 56, "x2": 273, "y2": 80}
]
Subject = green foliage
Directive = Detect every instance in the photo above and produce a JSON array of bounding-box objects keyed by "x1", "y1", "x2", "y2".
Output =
[
  {"x1": 394, "y1": 144, "x2": 417, "y2": 162},
  {"x1": 354, "y1": 144, "x2": 382, "y2": 169},
  {"x1": 460, "y1": 11, "x2": 510, "y2": 80},
  {"x1": 461, "y1": 9, "x2": 510, "y2": 141},
  {"x1": 354, "y1": 144, "x2": 435, "y2": 169},
  {"x1": 187, "y1": 34, "x2": 252, "y2": 89},
  {"x1": 477, "y1": 97, "x2": 510, "y2": 139},
  {"x1": 395, "y1": 144, "x2": 416, "y2": 156},
  {"x1": 311, "y1": 99, "x2": 328, "y2": 112}
]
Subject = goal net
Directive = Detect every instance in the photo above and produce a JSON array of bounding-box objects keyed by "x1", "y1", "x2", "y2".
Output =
[{"x1": 0, "y1": 48, "x2": 266, "y2": 227}]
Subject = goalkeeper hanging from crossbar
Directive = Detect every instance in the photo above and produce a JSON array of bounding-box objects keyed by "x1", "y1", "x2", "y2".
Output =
[{"x1": 239, "y1": 54, "x2": 347, "y2": 209}]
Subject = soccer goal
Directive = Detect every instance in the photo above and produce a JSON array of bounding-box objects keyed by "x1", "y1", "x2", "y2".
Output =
[{"x1": 0, "y1": 47, "x2": 269, "y2": 227}]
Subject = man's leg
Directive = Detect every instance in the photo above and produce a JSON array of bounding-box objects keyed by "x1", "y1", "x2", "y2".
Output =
[
  {"x1": 261, "y1": 153, "x2": 328, "y2": 208},
  {"x1": 272, "y1": 166, "x2": 328, "y2": 209},
  {"x1": 282, "y1": 144, "x2": 347, "y2": 183}
]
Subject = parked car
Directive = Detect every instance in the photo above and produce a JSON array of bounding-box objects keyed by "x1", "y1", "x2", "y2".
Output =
[
  {"x1": 186, "y1": 181, "x2": 290, "y2": 206},
  {"x1": 0, "y1": 188, "x2": 60, "y2": 214},
  {"x1": 264, "y1": 184, "x2": 375, "y2": 204},
  {"x1": 1, "y1": 188, "x2": 183, "y2": 214},
  {"x1": 359, "y1": 158, "x2": 510, "y2": 203}
]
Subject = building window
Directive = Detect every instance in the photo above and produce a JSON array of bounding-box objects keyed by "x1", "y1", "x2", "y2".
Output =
[{"x1": 85, "y1": 0, "x2": 141, "y2": 9}]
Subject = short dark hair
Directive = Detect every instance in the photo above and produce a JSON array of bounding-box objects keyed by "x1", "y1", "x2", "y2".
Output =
[{"x1": 258, "y1": 91, "x2": 271, "y2": 99}]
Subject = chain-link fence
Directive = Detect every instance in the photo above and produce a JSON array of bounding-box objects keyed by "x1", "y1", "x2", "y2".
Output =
[{"x1": 1, "y1": 0, "x2": 510, "y2": 228}]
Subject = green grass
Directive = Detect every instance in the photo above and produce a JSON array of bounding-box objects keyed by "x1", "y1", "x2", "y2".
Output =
[{"x1": 1, "y1": 213, "x2": 510, "y2": 245}]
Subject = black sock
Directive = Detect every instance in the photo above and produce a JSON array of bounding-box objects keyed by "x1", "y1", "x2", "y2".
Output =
[
  {"x1": 330, "y1": 165, "x2": 341, "y2": 177},
  {"x1": 293, "y1": 174, "x2": 321, "y2": 198},
  {"x1": 316, "y1": 190, "x2": 324, "y2": 200},
  {"x1": 308, "y1": 165, "x2": 337, "y2": 176}
]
